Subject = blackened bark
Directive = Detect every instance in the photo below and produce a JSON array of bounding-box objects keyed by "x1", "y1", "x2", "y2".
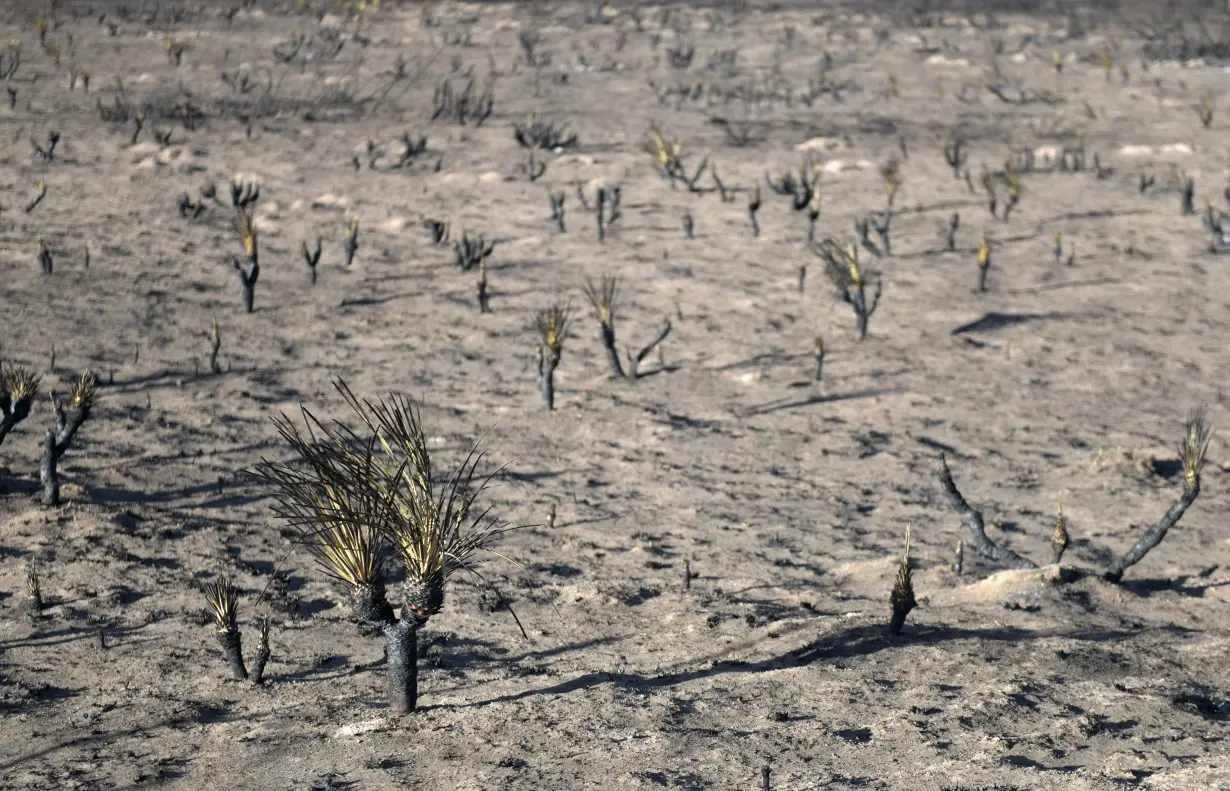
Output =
[
  {"x1": 1104, "y1": 484, "x2": 1200, "y2": 582},
  {"x1": 384, "y1": 619, "x2": 420, "y2": 713},
  {"x1": 938, "y1": 455, "x2": 1037, "y2": 570},
  {"x1": 218, "y1": 628, "x2": 248, "y2": 680}
]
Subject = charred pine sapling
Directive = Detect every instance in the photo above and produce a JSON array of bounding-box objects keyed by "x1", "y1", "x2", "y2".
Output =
[
  {"x1": 1051, "y1": 497, "x2": 1069, "y2": 564},
  {"x1": 816, "y1": 239, "x2": 882, "y2": 340},
  {"x1": 26, "y1": 560, "x2": 43, "y2": 614},
  {"x1": 940, "y1": 132, "x2": 968, "y2": 179},
  {"x1": 229, "y1": 179, "x2": 260, "y2": 210},
  {"x1": 302, "y1": 237, "x2": 322, "y2": 284},
  {"x1": 202, "y1": 576, "x2": 248, "y2": 680},
  {"x1": 233, "y1": 210, "x2": 260, "y2": 313},
  {"x1": 947, "y1": 212, "x2": 960, "y2": 252},
  {"x1": 343, "y1": 217, "x2": 360, "y2": 267},
  {"x1": 550, "y1": 190, "x2": 566, "y2": 232},
  {"x1": 254, "y1": 380, "x2": 514, "y2": 712},
  {"x1": 535, "y1": 304, "x2": 573, "y2": 410},
  {"x1": 1, "y1": 365, "x2": 41, "y2": 452},
  {"x1": 977, "y1": 233, "x2": 991, "y2": 292},
  {"x1": 40, "y1": 370, "x2": 98, "y2": 506},
  {"x1": 583, "y1": 275, "x2": 623, "y2": 378},
  {"x1": 888, "y1": 523, "x2": 916, "y2": 635}
]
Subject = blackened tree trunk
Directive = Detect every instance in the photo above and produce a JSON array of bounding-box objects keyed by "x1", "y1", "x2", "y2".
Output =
[{"x1": 383, "y1": 618, "x2": 420, "y2": 713}]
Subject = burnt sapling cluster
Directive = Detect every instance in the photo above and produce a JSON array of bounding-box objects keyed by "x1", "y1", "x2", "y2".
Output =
[
  {"x1": 454, "y1": 232, "x2": 494, "y2": 271},
  {"x1": 201, "y1": 576, "x2": 271, "y2": 684},
  {"x1": 254, "y1": 380, "x2": 513, "y2": 712},
  {"x1": 581, "y1": 276, "x2": 672, "y2": 381},
  {"x1": 937, "y1": 408, "x2": 1213, "y2": 582},
  {"x1": 650, "y1": 127, "x2": 707, "y2": 192},
  {"x1": 514, "y1": 113, "x2": 578, "y2": 151},
  {"x1": 765, "y1": 156, "x2": 819, "y2": 212},
  {"x1": 432, "y1": 76, "x2": 493, "y2": 126},
  {"x1": 816, "y1": 239, "x2": 882, "y2": 340}
]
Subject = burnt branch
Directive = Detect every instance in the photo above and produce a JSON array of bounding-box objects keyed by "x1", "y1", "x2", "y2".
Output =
[
  {"x1": 1104, "y1": 409, "x2": 1211, "y2": 582},
  {"x1": 624, "y1": 319, "x2": 672, "y2": 381},
  {"x1": 937, "y1": 454, "x2": 1037, "y2": 570}
]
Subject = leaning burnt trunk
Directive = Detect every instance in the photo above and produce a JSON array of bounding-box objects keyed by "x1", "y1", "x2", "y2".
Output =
[
  {"x1": 383, "y1": 619, "x2": 420, "y2": 713},
  {"x1": 1104, "y1": 484, "x2": 1199, "y2": 582}
]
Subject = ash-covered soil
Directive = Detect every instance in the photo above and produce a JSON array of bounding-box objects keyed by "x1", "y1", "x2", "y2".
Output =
[{"x1": 1, "y1": 2, "x2": 1229, "y2": 789}]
